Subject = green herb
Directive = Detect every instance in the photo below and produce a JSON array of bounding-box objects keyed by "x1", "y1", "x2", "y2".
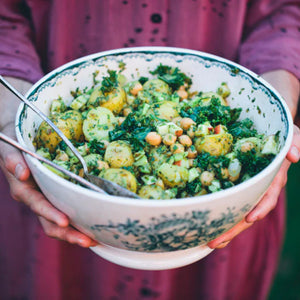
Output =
[
  {"x1": 100, "y1": 70, "x2": 119, "y2": 93},
  {"x1": 150, "y1": 64, "x2": 192, "y2": 91},
  {"x1": 118, "y1": 61, "x2": 126, "y2": 71},
  {"x1": 181, "y1": 98, "x2": 241, "y2": 126},
  {"x1": 228, "y1": 118, "x2": 257, "y2": 140},
  {"x1": 88, "y1": 140, "x2": 106, "y2": 155},
  {"x1": 92, "y1": 70, "x2": 100, "y2": 85},
  {"x1": 197, "y1": 152, "x2": 230, "y2": 178},
  {"x1": 185, "y1": 179, "x2": 202, "y2": 196},
  {"x1": 138, "y1": 76, "x2": 148, "y2": 85},
  {"x1": 109, "y1": 113, "x2": 156, "y2": 151},
  {"x1": 237, "y1": 149, "x2": 274, "y2": 177}
]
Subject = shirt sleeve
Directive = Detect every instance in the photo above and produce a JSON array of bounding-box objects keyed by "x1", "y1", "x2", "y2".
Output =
[
  {"x1": 239, "y1": 0, "x2": 300, "y2": 79},
  {"x1": 0, "y1": 0, "x2": 44, "y2": 83}
]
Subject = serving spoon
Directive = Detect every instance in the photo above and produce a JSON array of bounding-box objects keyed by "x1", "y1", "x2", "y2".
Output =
[
  {"x1": 0, "y1": 132, "x2": 106, "y2": 193},
  {"x1": 0, "y1": 75, "x2": 140, "y2": 198}
]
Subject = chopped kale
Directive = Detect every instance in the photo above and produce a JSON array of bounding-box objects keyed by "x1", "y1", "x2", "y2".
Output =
[
  {"x1": 181, "y1": 98, "x2": 242, "y2": 126},
  {"x1": 121, "y1": 166, "x2": 135, "y2": 174},
  {"x1": 221, "y1": 180, "x2": 235, "y2": 189},
  {"x1": 185, "y1": 178, "x2": 202, "y2": 196},
  {"x1": 237, "y1": 149, "x2": 274, "y2": 177},
  {"x1": 228, "y1": 118, "x2": 257, "y2": 140},
  {"x1": 100, "y1": 70, "x2": 119, "y2": 93},
  {"x1": 138, "y1": 76, "x2": 149, "y2": 85},
  {"x1": 57, "y1": 140, "x2": 68, "y2": 151},
  {"x1": 88, "y1": 140, "x2": 106, "y2": 155},
  {"x1": 57, "y1": 140, "x2": 85, "y2": 151},
  {"x1": 197, "y1": 152, "x2": 230, "y2": 178},
  {"x1": 150, "y1": 64, "x2": 192, "y2": 91},
  {"x1": 109, "y1": 113, "x2": 156, "y2": 151}
]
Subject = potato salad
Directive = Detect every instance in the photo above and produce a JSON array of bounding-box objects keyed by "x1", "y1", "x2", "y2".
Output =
[{"x1": 34, "y1": 65, "x2": 279, "y2": 199}]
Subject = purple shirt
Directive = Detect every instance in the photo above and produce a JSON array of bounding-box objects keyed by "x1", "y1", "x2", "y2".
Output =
[
  {"x1": 1, "y1": 0, "x2": 300, "y2": 83},
  {"x1": 0, "y1": 1, "x2": 299, "y2": 300}
]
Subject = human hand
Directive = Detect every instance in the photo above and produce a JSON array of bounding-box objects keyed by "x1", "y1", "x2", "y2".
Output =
[
  {"x1": 0, "y1": 77, "x2": 98, "y2": 248},
  {"x1": 207, "y1": 70, "x2": 300, "y2": 249}
]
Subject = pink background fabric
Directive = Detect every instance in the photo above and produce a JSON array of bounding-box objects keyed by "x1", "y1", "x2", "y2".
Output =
[{"x1": 0, "y1": 0, "x2": 299, "y2": 299}]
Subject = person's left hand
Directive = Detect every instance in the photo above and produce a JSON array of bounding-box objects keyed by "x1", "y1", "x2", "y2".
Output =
[{"x1": 207, "y1": 70, "x2": 300, "y2": 249}]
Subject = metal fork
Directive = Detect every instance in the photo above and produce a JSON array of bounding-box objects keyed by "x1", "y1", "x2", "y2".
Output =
[{"x1": 0, "y1": 75, "x2": 140, "y2": 198}]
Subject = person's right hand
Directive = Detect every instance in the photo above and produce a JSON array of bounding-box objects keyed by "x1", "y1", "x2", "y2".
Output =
[{"x1": 0, "y1": 76, "x2": 98, "y2": 248}]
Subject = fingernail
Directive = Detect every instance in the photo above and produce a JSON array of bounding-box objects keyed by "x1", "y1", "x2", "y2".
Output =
[
  {"x1": 78, "y1": 238, "x2": 88, "y2": 247},
  {"x1": 290, "y1": 146, "x2": 300, "y2": 161},
  {"x1": 247, "y1": 212, "x2": 257, "y2": 223},
  {"x1": 15, "y1": 164, "x2": 25, "y2": 179},
  {"x1": 216, "y1": 241, "x2": 230, "y2": 249},
  {"x1": 90, "y1": 240, "x2": 99, "y2": 247}
]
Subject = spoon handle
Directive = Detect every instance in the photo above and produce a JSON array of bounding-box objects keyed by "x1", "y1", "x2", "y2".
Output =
[
  {"x1": 0, "y1": 132, "x2": 106, "y2": 194},
  {"x1": 0, "y1": 75, "x2": 88, "y2": 174}
]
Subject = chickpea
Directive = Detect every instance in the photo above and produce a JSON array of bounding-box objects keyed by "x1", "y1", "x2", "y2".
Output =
[
  {"x1": 78, "y1": 168, "x2": 84, "y2": 177},
  {"x1": 187, "y1": 124, "x2": 196, "y2": 138},
  {"x1": 178, "y1": 135, "x2": 192, "y2": 147},
  {"x1": 240, "y1": 141, "x2": 255, "y2": 152},
  {"x1": 220, "y1": 167, "x2": 229, "y2": 179},
  {"x1": 229, "y1": 174, "x2": 240, "y2": 182},
  {"x1": 200, "y1": 171, "x2": 215, "y2": 186},
  {"x1": 145, "y1": 132, "x2": 162, "y2": 146},
  {"x1": 163, "y1": 133, "x2": 177, "y2": 146},
  {"x1": 170, "y1": 143, "x2": 185, "y2": 154},
  {"x1": 97, "y1": 160, "x2": 109, "y2": 171},
  {"x1": 55, "y1": 151, "x2": 69, "y2": 162},
  {"x1": 174, "y1": 128, "x2": 183, "y2": 137},
  {"x1": 187, "y1": 146, "x2": 198, "y2": 158},
  {"x1": 123, "y1": 107, "x2": 132, "y2": 117},
  {"x1": 101, "y1": 140, "x2": 110, "y2": 149},
  {"x1": 180, "y1": 118, "x2": 196, "y2": 131},
  {"x1": 130, "y1": 82, "x2": 143, "y2": 96},
  {"x1": 177, "y1": 86, "x2": 188, "y2": 100},
  {"x1": 118, "y1": 117, "x2": 126, "y2": 126},
  {"x1": 172, "y1": 117, "x2": 182, "y2": 126}
]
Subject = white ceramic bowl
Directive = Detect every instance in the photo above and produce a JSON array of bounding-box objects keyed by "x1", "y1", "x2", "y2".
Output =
[{"x1": 16, "y1": 47, "x2": 293, "y2": 270}]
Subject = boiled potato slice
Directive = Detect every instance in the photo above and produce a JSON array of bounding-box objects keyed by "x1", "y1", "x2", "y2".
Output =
[
  {"x1": 147, "y1": 101, "x2": 180, "y2": 121},
  {"x1": 157, "y1": 163, "x2": 189, "y2": 188},
  {"x1": 195, "y1": 132, "x2": 233, "y2": 156},
  {"x1": 143, "y1": 78, "x2": 171, "y2": 95},
  {"x1": 101, "y1": 168, "x2": 137, "y2": 193},
  {"x1": 149, "y1": 147, "x2": 169, "y2": 171},
  {"x1": 104, "y1": 140, "x2": 134, "y2": 168},
  {"x1": 83, "y1": 107, "x2": 117, "y2": 142},
  {"x1": 138, "y1": 185, "x2": 167, "y2": 199},
  {"x1": 87, "y1": 85, "x2": 126, "y2": 114},
  {"x1": 35, "y1": 110, "x2": 84, "y2": 152}
]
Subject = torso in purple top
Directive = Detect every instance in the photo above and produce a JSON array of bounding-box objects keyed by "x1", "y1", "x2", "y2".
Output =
[{"x1": 0, "y1": 0, "x2": 299, "y2": 299}]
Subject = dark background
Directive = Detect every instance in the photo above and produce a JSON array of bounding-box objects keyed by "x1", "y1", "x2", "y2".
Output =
[{"x1": 269, "y1": 155, "x2": 300, "y2": 299}]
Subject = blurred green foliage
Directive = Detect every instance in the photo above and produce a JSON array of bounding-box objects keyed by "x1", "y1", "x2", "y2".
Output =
[{"x1": 269, "y1": 162, "x2": 300, "y2": 299}]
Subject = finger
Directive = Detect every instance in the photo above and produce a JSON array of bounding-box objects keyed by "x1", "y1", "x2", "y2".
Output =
[
  {"x1": 286, "y1": 125, "x2": 300, "y2": 163},
  {"x1": 207, "y1": 218, "x2": 253, "y2": 249},
  {"x1": 7, "y1": 173, "x2": 69, "y2": 227},
  {"x1": 246, "y1": 160, "x2": 290, "y2": 223},
  {"x1": 0, "y1": 140, "x2": 31, "y2": 181},
  {"x1": 39, "y1": 216, "x2": 99, "y2": 248}
]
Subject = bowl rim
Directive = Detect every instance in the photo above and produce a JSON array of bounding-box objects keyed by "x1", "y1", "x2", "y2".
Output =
[{"x1": 15, "y1": 46, "x2": 294, "y2": 207}]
